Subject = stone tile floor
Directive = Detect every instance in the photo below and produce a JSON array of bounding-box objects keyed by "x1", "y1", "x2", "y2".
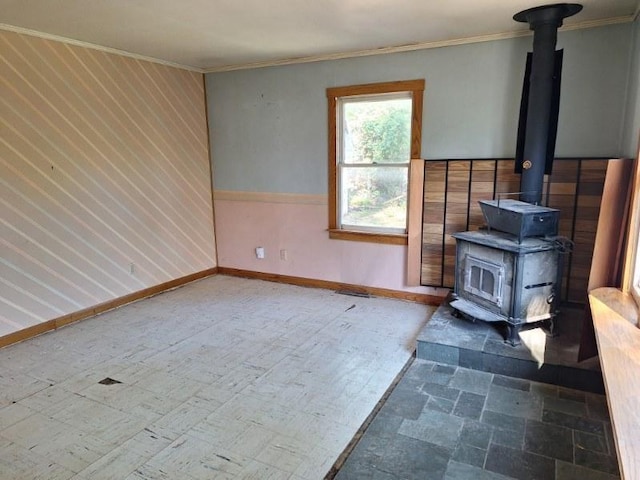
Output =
[{"x1": 334, "y1": 359, "x2": 620, "y2": 480}]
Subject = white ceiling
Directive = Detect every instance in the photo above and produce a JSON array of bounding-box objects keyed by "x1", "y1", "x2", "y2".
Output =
[{"x1": 1, "y1": 0, "x2": 638, "y2": 72}]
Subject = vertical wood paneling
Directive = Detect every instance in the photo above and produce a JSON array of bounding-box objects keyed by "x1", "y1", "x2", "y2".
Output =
[
  {"x1": 443, "y1": 161, "x2": 471, "y2": 286},
  {"x1": 0, "y1": 31, "x2": 215, "y2": 336},
  {"x1": 545, "y1": 160, "x2": 579, "y2": 301},
  {"x1": 569, "y1": 160, "x2": 608, "y2": 303},
  {"x1": 420, "y1": 158, "x2": 609, "y2": 305},
  {"x1": 421, "y1": 161, "x2": 447, "y2": 286}
]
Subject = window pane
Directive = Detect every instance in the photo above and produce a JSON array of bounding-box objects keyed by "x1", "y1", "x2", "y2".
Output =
[
  {"x1": 481, "y1": 270, "x2": 495, "y2": 295},
  {"x1": 470, "y1": 266, "x2": 481, "y2": 289},
  {"x1": 340, "y1": 166, "x2": 408, "y2": 230},
  {"x1": 342, "y1": 96, "x2": 412, "y2": 164}
]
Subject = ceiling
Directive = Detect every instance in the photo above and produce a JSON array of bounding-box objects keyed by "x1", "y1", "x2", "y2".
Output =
[{"x1": 1, "y1": 0, "x2": 638, "y2": 72}]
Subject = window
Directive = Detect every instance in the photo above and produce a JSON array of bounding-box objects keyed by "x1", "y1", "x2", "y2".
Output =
[
  {"x1": 327, "y1": 80, "x2": 424, "y2": 244},
  {"x1": 623, "y1": 141, "x2": 640, "y2": 306}
]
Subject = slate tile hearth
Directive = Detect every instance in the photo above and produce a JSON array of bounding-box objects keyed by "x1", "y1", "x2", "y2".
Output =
[
  {"x1": 334, "y1": 359, "x2": 619, "y2": 480},
  {"x1": 416, "y1": 300, "x2": 605, "y2": 394}
]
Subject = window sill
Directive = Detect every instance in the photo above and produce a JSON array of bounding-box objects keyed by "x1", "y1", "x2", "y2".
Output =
[
  {"x1": 588, "y1": 287, "x2": 640, "y2": 480},
  {"x1": 328, "y1": 229, "x2": 408, "y2": 245}
]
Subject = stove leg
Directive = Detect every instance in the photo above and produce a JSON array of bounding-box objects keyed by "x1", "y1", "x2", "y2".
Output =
[
  {"x1": 506, "y1": 324, "x2": 522, "y2": 346},
  {"x1": 544, "y1": 318, "x2": 558, "y2": 337}
]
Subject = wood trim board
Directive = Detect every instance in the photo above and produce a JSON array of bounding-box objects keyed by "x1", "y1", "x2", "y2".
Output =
[
  {"x1": 407, "y1": 158, "x2": 426, "y2": 285},
  {"x1": 213, "y1": 190, "x2": 328, "y2": 205},
  {"x1": 0, "y1": 268, "x2": 218, "y2": 349},
  {"x1": 218, "y1": 267, "x2": 444, "y2": 305}
]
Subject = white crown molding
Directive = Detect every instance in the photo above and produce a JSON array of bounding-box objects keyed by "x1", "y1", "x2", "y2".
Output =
[
  {"x1": 204, "y1": 14, "x2": 635, "y2": 73},
  {"x1": 2, "y1": 13, "x2": 634, "y2": 75},
  {"x1": 0, "y1": 24, "x2": 205, "y2": 73}
]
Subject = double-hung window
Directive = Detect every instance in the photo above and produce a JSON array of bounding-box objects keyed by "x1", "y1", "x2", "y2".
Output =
[{"x1": 327, "y1": 80, "x2": 424, "y2": 244}]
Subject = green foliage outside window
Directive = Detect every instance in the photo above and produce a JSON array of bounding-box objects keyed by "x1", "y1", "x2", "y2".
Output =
[{"x1": 341, "y1": 97, "x2": 411, "y2": 230}]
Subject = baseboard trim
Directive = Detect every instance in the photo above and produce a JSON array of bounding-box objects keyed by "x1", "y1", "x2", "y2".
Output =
[
  {"x1": 0, "y1": 267, "x2": 218, "y2": 349},
  {"x1": 217, "y1": 267, "x2": 444, "y2": 305}
]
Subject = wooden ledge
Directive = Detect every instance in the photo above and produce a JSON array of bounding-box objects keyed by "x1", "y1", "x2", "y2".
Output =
[
  {"x1": 589, "y1": 287, "x2": 640, "y2": 480},
  {"x1": 590, "y1": 287, "x2": 638, "y2": 327},
  {"x1": 328, "y1": 229, "x2": 408, "y2": 245}
]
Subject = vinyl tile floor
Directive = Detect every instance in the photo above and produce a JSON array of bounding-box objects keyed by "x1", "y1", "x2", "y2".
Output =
[
  {"x1": 0, "y1": 275, "x2": 434, "y2": 480},
  {"x1": 334, "y1": 359, "x2": 620, "y2": 480}
]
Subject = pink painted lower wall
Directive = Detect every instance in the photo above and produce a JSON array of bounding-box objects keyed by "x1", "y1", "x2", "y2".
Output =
[{"x1": 213, "y1": 193, "x2": 445, "y2": 296}]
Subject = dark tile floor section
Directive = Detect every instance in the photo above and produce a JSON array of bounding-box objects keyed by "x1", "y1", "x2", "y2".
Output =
[
  {"x1": 334, "y1": 359, "x2": 620, "y2": 480},
  {"x1": 416, "y1": 301, "x2": 605, "y2": 393}
]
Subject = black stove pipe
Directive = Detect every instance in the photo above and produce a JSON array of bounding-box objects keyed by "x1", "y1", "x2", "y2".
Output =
[{"x1": 514, "y1": 3, "x2": 582, "y2": 205}]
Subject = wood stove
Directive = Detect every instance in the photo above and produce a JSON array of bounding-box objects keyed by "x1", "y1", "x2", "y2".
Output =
[
  {"x1": 450, "y1": 200, "x2": 570, "y2": 345},
  {"x1": 450, "y1": 3, "x2": 581, "y2": 345}
]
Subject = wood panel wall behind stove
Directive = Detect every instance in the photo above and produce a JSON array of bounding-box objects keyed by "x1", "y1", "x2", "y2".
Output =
[{"x1": 420, "y1": 157, "x2": 608, "y2": 305}]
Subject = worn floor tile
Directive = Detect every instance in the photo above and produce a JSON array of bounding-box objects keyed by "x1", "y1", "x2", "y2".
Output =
[
  {"x1": 420, "y1": 381, "x2": 461, "y2": 401},
  {"x1": 485, "y1": 384, "x2": 543, "y2": 421},
  {"x1": 2, "y1": 413, "x2": 113, "y2": 472},
  {"x1": 398, "y1": 408, "x2": 463, "y2": 449},
  {"x1": 0, "y1": 402, "x2": 34, "y2": 430},
  {"x1": 444, "y1": 461, "x2": 513, "y2": 480},
  {"x1": 524, "y1": 420, "x2": 573, "y2": 463},
  {"x1": 449, "y1": 368, "x2": 493, "y2": 395},
  {"x1": 574, "y1": 448, "x2": 620, "y2": 475},
  {"x1": 255, "y1": 434, "x2": 311, "y2": 473},
  {"x1": 556, "y1": 460, "x2": 620, "y2": 480},
  {"x1": 542, "y1": 410, "x2": 605, "y2": 435},
  {"x1": 75, "y1": 446, "x2": 148, "y2": 480},
  {"x1": 0, "y1": 437, "x2": 75, "y2": 480},
  {"x1": 0, "y1": 277, "x2": 433, "y2": 480},
  {"x1": 51, "y1": 396, "x2": 149, "y2": 445},
  {"x1": 485, "y1": 443, "x2": 555, "y2": 479},
  {"x1": 492, "y1": 375, "x2": 530, "y2": 392},
  {"x1": 453, "y1": 391, "x2": 486, "y2": 420},
  {"x1": 544, "y1": 395, "x2": 588, "y2": 417},
  {"x1": 376, "y1": 434, "x2": 451, "y2": 480},
  {"x1": 460, "y1": 419, "x2": 493, "y2": 450},
  {"x1": 426, "y1": 395, "x2": 456, "y2": 414},
  {"x1": 574, "y1": 430, "x2": 608, "y2": 454},
  {"x1": 452, "y1": 442, "x2": 486, "y2": 468}
]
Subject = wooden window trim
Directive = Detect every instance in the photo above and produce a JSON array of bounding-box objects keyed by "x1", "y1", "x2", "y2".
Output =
[
  {"x1": 622, "y1": 137, "x2": 640, "y2": 306},
  {"x1": 327, "y1": 79, "x2": 424, "y2": 244},
  {"x1": 328, "y1": 229, "x2": 408, "y2": 245}
]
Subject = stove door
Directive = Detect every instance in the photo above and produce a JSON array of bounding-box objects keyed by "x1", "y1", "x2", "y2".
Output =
[
  {"x1": 454, "y1": 239, "x2": 514, "y2": 318},
  {"x1": 463, "y1": 256, "x2": 504, "y2": 307}
]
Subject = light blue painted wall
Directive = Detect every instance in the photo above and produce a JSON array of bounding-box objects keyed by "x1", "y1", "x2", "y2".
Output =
[
  {"x1": 206, "y1": 23, "x2": 632, "y2": 195},
  {"x1": 622, "y1": 17, "x2": 640, "y2": 158}
]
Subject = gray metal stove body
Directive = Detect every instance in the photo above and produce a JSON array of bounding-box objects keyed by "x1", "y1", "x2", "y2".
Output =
[{"x1": 450, "y1": 200, "x2": 565, "y2": 345}]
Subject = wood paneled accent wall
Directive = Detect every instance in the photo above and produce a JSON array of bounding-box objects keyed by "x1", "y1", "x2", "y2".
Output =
[
  {"x1": 1, "y1": 30, "x2": 216, "y2": 338},
  {"x1": 420, "y1": 158, "x2": 608, "y2": 304}
]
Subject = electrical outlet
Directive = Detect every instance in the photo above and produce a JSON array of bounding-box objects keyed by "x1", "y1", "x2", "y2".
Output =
[
  {"x1": 280, "y1": 249, "x2": 288, "y2": 261},
  {"x1": 129, "y1": 263, "x2": 135, "y2": 275},
  {"x1": 255, "y1": 247, "x2": 265, "y2": 259}
]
